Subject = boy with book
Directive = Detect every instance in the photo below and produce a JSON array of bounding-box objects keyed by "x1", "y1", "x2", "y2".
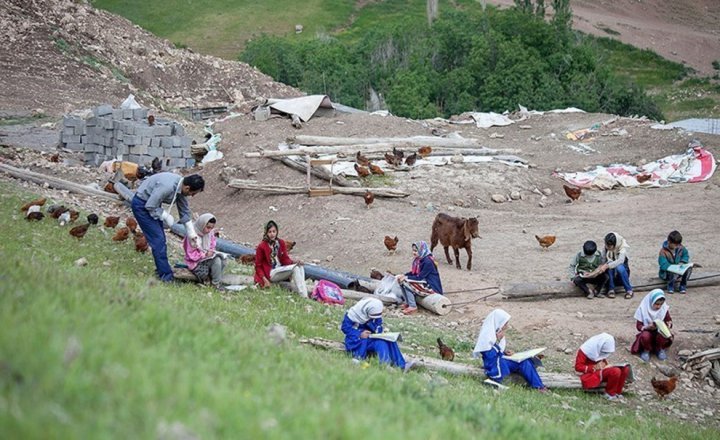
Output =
[
  {"x1": 658, "y1": 230, "x2": 692, "y2": 294},
  {"x1": 631, "y1": 289, "x2": 673, "y2": 362}
]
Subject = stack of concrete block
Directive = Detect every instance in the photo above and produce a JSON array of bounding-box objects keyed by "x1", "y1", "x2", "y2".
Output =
[{"x1": 60, "y1": 104, "x2": 195, "y2": 169}]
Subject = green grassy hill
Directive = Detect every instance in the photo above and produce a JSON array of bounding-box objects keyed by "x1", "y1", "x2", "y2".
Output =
[{"x1": 1, "y1": 185, "x2": 717, "y2": 438}]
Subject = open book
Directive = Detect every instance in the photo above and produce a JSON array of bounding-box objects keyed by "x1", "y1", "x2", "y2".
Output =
[
  {"x1": 369, "y1": 332, "x2": 402, "y2": 343},
  {"x1": 580, "y1": 267, "x2": 603, "y2": 278},
  {"x1": 606, "y1": 363, "x2": 635, "y2": 383},
  {"x1": 503, "y1": 347, "x2": 546, "y2": 362},
  {"x1": 666, "y1": 263, "x2": 694, "y2": 275},
  {"x1": 483, "y1": 379, "x2": 509, "y2": 390},
  {"x1": 654, "y1": 319, "x2": 672, "y2": 338}
]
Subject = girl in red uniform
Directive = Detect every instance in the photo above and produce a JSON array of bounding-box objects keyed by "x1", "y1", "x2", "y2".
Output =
[
  {"x1": 631, "y1": 289, "x2": 673, "y2": 362},
  {"x1": 575, "y1": 333, "x2": 630, "y2": 401}
]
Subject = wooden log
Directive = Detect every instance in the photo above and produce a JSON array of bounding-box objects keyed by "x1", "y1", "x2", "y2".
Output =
[
  {"x1": 271, "y1": 156, "x2": 359, "y2": 187},
  {"x1": 687, "y1": 347, "x2": 720, "y2": 362},
  {"x1": 227, "y1": 179, "x2": 409, "y2": 198},
  {"x1": 341, "y1": 290, "x2": 399, "y2": 305},
  {"x1": 0, "y1": 163, "x2": 122, "y2": 202},
  {"x1": 300, "y1": 338, "x2": 584, "y2": 389},
  {"x1": 245, "y1": 144, "x2": 514, "y2": 158},
  {"x1": 502, "y1": 272, "x2": 720, "y2": 300},
  {"x1": 291, "y1": 135, "x2": 502, "y2": 150},
  {"x1": 342, "y1": 280, "x2": 452, "y2": 315}
]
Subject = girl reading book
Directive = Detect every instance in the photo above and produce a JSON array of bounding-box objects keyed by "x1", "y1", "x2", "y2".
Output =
[
  {"x1": 341, "y1": 298, "x2": 407, "y2": 369},
  {"x1": 631, "y1": 289, "x2": 673, "y2": 362},
  {"x1": 395, "y1": 241, "x2": 443, "y2": 315},
  {"x1": 575, "y1": 333, "x2": 631, "y2": 401},
  {"x1": 472, "y1": 309, "x2": 547, "y2": 392},
  {"x1": 183, "y1": 213, "x2": 226, "y2": 289}
]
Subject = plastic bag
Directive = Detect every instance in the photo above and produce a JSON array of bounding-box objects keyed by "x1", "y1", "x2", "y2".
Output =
[
  {"x1": 121, "y1": 94, "x2": 141, "y2": 110},
  {"x1": 374, "y1": 275, "x2": 403, "y2": 302}
]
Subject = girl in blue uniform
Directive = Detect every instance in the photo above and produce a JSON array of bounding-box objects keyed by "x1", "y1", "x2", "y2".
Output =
[
  {"x1": 396, "y1": 241, "x2": 443, "y2": 315},
  {"x1": 472, "y1": 308, "x2": 547, "y2": 391},
  {"x1": 341, "y1": 298, "x2": 406, "y2": 369}
]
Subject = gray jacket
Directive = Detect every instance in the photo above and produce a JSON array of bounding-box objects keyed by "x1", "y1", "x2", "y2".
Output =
[{"x1": 135, "y1": 172, "x2": 191, "y2": 223}]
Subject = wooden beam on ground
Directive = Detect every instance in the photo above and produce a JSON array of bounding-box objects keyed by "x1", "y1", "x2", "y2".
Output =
[
  {"x1": 0, "y1": 162, "x2": 122, "y2": 202},
  {"x1": 291, "y1": 135, "x2": 507, "y2": 150},
  {"x1": 227, "y1": 179, "x2": 409, "y2": 198},
  {"x1": 270, "y1": 156, "x2": 359, "y2": 188},
  {"x1": 300, "y1": 338, "x2": 585, "y2": 389},
  {"x1": 245, "y1": 144, "x2": 515, "y2": 158},
  {"x1": 502, "y1": 272, "x2": 720, "y2": 300}
]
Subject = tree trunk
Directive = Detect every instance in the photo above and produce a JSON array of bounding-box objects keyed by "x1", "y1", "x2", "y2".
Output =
[
  {"x1": 291, "y1": 135, "x2": 503, "y2": 150},
  {"x1": 246, "y1": 144, "x2": 514, "y2": 158},
  {"x1": 227, "y1": 179, "x2": 409, "y2": 198},
  {"x1": 0, "y1": 163, "x2": 121, "y2": 202}
]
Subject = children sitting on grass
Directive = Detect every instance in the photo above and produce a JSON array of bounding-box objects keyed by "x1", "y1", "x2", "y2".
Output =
[
  {"x1": 658, "y1": 230, "x2": 691, "y2": 294},
  {"x1": 183, "y1": 213, "x2": 226, "y2": 290}
]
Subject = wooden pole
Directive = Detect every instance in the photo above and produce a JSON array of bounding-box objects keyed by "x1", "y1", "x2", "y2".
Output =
[
  {"x1": 227, "y1": 179, "x2": 409, "y2": 198},
  {"x1": 291, "y1": 135, "x2": 495, "y2": 149},
  {"x1": 270, "y1": 156, "x2": 359, "y2": 187},
  {"x1": 300, "y1": 338, "x2": 586, "y2": 389},
  {"x1": 246, "y1": 144, "x2": 516, "y2": 158},
  {"x1": 0, "y1": 163, "x2": 122, "y2": 202}
]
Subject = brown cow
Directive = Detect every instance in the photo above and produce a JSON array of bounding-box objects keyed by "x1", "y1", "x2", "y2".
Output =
[{"x1": 430, "y1": 213, "x2": 480, "y2": 270}]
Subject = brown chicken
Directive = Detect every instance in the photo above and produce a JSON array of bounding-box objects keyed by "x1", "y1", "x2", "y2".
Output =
[
  {"x1": 636, "y1": 174, "x2": 652, "y2": 184},
  {"x1": 112, "y1": 227, "x2": 130, "y2": 242},
  {"x1": 26, "y1": 211, "x2": 45, "y2": 221},
  {"x1": 50, "y1": 206, "x2": 69, "y2": 219},
  {"x1": 103, "y1": 182, "x2": 118, "y2": 194},
  {"x1": 283, "y1": 239, "x2": 296, "y2": 253},
  {"x1": 405, "y1": 152, "x2": 418, "y2": 167},
  {"x1": 393, "y1": 147, "x2": 404, "y2": 161},
  {"x1": 563, "y1": 184, "x2": 582, "y2": 202},
  {"x1": 651, "y1": 376, "x2": 678, "y2": 399},
  {"x1": 20, "y1": 197, "x2": 47, "y2": 212},
  {"x1": 238, "y1": 254, "x2": 256, "y2": 265},
  {"x1": 104, "y1": 216, "x2": 120, "y2": 228},
  {"x1": 364, "y1": 190, "x2": 374, "y2": 209},
  {"x1": 49, "y1": 152, "x2": 60, "y2": 163},
  {"x1": 126, "y1": 217, "x2": 138, "y2": 233},
  {"x1": 69, "y1": 223, "x2": 90, "y2": 239},
  {"x1": 68, "y1": 210, "x2": 80, "y2": 223},
  {"x1": 354, "y1": 163, "x2": 370, "y2": 178},
  {"x1": 384, "y1": 152, "x2": 400, "y2": 167},
  {"x1": 356, "y1": 151, "x2": 370, "y2": 167},
  {"x1": 437, "y1": 338, "x2": 455, "y2": 361},
  {"x1": 369, "y1": 163, "x2": 384, "y2": 176},
  {"x1": 417, "y1": 146, "x2": 432, "y2": 158},
  {"x1": 535, "y1": 235, "x2": 556, "y2": 250},
  {"x1": 134, "y1": 233, "x2": 149, "y2": 252},
  {"x1": 384, "y1": 235, "x2": 399, "y2": 254},
  {"x1": 370, "y1": 269, "x2": 384, "y2": 280}
]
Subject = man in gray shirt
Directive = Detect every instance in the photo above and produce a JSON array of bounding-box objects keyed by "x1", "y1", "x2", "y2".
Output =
[{"x1": 131, "y1": 172, "x2": 205, "y2": 282}]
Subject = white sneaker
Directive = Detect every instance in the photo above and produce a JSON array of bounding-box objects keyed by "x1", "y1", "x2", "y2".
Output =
[{"x1": 603, "y1": 393, "x2": 618, "y2": 401}]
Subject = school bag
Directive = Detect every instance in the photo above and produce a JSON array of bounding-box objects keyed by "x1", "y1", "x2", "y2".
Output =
[{"x1": 311, "y1": 280, "x2": 345, "y2": 305}]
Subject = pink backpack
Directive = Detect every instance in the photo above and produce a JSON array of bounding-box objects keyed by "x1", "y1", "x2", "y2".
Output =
[{"x1": 311, "y1": 280, "x2": 345, "y2": 305}]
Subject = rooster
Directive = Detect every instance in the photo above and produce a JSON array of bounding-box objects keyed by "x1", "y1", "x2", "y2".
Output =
[
  {"x1": 356, "y1": 151, "x2": 370, "y2": 167},
  {"x1": 49, "y1": 152, "x2": 60, "y2": 163},
  {"x1": 104, "y1": 216, "x2": 120, "y2": 228},
  {"x1": 369, "y1": 163, "x2": 384, "y2": 176},
  {"x1": 20, "y1": 197, "x2": 47, "y2": 212},
  {"x1": 364, "y1": 190, "x2": 374, "y2": 209},
  {"x1": 69, "y1": 223, "x2": 90, "y2": 239},
  {"x1": 535, "y1": 235, "x2": 556, "y2": 250},
  {"x1": 651, "y1": 376, "x2": 678, "y2": 399},
  {"x1": 238, "y1": 254, "x2": 256, "y2": 265},
  {"x1": 126, "y1": 217, "x2": 138, "y2": 234},
  {"x1": 437, "y1": 338, "x2": 455, "y2": 361},
  {"x1": 405, "y1": 153, "x2": 418, "y2": 167},
  {"x1": 636, "y1": 174, "x2": 652, "y2": 184},
  {"x1": 112, "y1": 227, "x2": 130, "y2": 242},
  {"x1": 134, "y1": 233, "x2": 149, "y2": 252},
  {"x1": 417, "y1": 146, "x2": 432, "y2": 158},
  {"x1": 563, "y1": 184, "x2": 582, "y2": 202},
  {"x1": 384, "y1": 235, "x2": 399, "y2": 254},
  {"x1": 354, "y1": 163, "x2": 370, "y2": 178}
]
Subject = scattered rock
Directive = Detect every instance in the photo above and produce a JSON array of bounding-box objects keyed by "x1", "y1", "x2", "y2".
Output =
[
  {"x1": 678, "y1": 349, "x2": 693, "y2": 357},
  {"x1": 489, "y1": 133, "x2": 504, "y2": 139},
  {"x1": 532, "y1": 187, "x2": 543, "y2": 195},
  {"x1": 509, "y1": 191, "x2": 521, "y2": 201},
  {"x1": 576, "y1": 312, "x2": 584, "y2": 318},
  {"x1": 450, "y1": 154, "x2": 464, "y2": 163},
  {"x1": 102, "y1": 261, "x2": 111, "y2": 267},
  {"x1": 519, "y1": 125, "x2": 532, "y2": 129},
  {"x1": 453, "y1": 199, "x2": 465, "y2": 207},
  {"x1": 564, "y1": 348, "x2": 572, "y2": 354},
  {"x1": 491, "y1": 194, "x2": 505, "y2": 203},
  {"x1": 266, "y1": 323, "x2": 287, "y2": 344},
  {"x1": 409, "y1": 200, "x2": 417, "y2": 207},
  {"x1": 541, "y1": 188, "x2": 552, "y2": 196},
  {"x1": 538, "y1": 201, "x2": 546, "y2": 208},
  {"x1": 74, "y1": 257, "x2": 88, "y2": 267}
]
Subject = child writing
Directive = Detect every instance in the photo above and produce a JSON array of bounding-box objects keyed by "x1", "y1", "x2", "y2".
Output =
[
  {"x1": 183, "y1": 213, "x2": 226, "y2": 289},
  {"x1": 568, "y1": 240, "x2": 608, "y2": 299},
  {"x1": 658, "y1": 230, "x2": 691, "y2": 294}
]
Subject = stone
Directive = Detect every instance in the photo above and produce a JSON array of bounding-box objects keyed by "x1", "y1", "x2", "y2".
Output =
[
  {"x1": 542, "y1": 188, "x2": 552, "y2": 196},
  {"x1": 74, "y1": 257, "x2": 88, "y2": 267},
  {"x1": 538, "y1": 201, "x2": 546, "y2": 208},
  {"x1": 678, "y1": 349, "x2": 693, "y2": 357},
  {"x1": 509, "y1": 191, "x2": 521, "y2": 201},
  {"x1": 326, "y1": 255, "x2": 334, "y2": 262},
  {"x1": 491, "y1": 194, "x2": 505, "y2": 203},
  {"x1": 450, "y1": 154, "x2": 464, "y2": 163}
]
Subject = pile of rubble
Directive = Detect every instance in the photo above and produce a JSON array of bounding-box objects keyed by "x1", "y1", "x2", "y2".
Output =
[{"x1": 680, "y1": 347, "x2": 720, "y2": 388}]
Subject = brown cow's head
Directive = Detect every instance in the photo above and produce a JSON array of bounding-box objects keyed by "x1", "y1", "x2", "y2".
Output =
[{"x1": 463, "y1": 217, "x2": 480, "y2": 242}]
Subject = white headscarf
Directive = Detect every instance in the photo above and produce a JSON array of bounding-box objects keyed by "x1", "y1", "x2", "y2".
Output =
[
  {"x1": 472, "y1": 309, "x2": 511, "y2": 357},
  {"x1": 605, "y1": 232, "x2": 629, "y2": 262},
  {"x1": 580, "y1": 333, "x2": 615, "y2": 361},
  {"x1": 193, "y1": 213, "x2": 216, "y2": 251},
  {"x1": 634, "y1": 289, "x2": 669, "y2": 326},
  {"x1": 347, "y1": 298, "x2": 384, "y2": 324}
]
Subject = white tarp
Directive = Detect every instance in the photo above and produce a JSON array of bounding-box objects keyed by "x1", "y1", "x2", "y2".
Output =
[
  {"x1": 650, "y1": 118, "x2": 720, "y2": 135},
  {"x1": 265, "y1": 95, "x2": 334, "y2": 122}
]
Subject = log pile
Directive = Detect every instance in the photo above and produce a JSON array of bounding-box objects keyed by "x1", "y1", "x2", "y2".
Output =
[{"x1": 680, "y1": 348, "x2": 720, "y2": 387}]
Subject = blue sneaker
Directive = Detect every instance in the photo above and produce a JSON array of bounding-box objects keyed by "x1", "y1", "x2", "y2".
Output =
[
  {"x1": 639, "y1": 351, "x2": 650, "y2": 362},
  {"x1": 657, "y1": 349, "x2": 668, "y2": 361}
]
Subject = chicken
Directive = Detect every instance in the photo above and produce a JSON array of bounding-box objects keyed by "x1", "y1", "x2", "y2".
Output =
[
  {"x1": 384, "y1": 235, "x2": 399, "y2": 254},
  {"x1": 405, "y1": 152, "x2": 418, "y2": 167},
  {"x1": 364, "y1": 190, "x2": 374, "y2": 209},
  {"x1": 49, "y1": 152, "x2": 60, "y2": 163},
  {"x1": 104, "y1": 216, "x2": 120, "y2": 228},
  {"x1": 354, "y1": 163, "x2": 370, "y2": 178},
  {"x1": 103, "y1": 182, "x2": 118, "y2": 194},
  {"x1": 393, "y1": 147, "x2": 404, "y2": 161},
  {"x1": 50, "y1": 206, "x2": 69, "y2": 219},
  {"x1": 68, "y1": 210, "x2": 79, "y2": 223},
  {"x1": 369, "y1": 163, "x2": 385, "y2": 176},
  {"x1": 238, "y1": 254, "x2": 256, "y2": 265},
  {"x1": 148, "y1": 115, "x2": 155, "y2": 126},
  {"x1": 151, "y1": 156, "x2": 162, "y2": 173},
  {"x1": 69, "y1": 223, "x2": 90, "y2": 239},
  {"x1": 370, "y1": 269, "x2": 384, "y2": 280},
  {"x1": 384, "y1": 152, "x2": 400, "y2": 167},
  {"x1": 437, "y1": 338, "x2": 455, "y2": 361},
  {"x1": 134, "y1": 233, "x2": 149, "y2": 252},
  {"x1": 651, "y1": 376, "x2": 678, "y2": 399},
  {"x1": 87, "y1": 214, "x2": 99, "y2": 225},
  {"x1": 20, "y1": 197, "x2": 47, "y2": 212},
  {"x1": 563, "y1": 184, "x2": 582, "y2": 202},
  {"x1": 126, "y1": 217, "x2": 138, "y2": 234},
  {"x1": 112, "y1": 227, "x2": 130, "y2": 242},
  {"x1": 356, "y1": 151, "x2": 370, "y2": 167},
  {"x1": 26, "y1": 211, "x2": 45, "y2": 221},
  {"x1": 283, "y1": 239, "x2": 296, "y2": 253},
  {"x1": 417, "y1": 146, "x2": 432, "y2": 158},
  {"x1": 535, "y1": 235, "x2": 556, "y2": 250},
  {"x1": 636, "y1": 174, "x2": 652, "y2": 184}
]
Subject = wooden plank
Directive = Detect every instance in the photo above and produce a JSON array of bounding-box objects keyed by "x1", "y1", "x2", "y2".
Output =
[
  {"x1": 0, "y1": 163, "x2": 122, "y2": 202},
  {"x1": 227, "y1": 179, "x2": 408, "y2": 198},
  {"x1": 309, "y1": 188, "x2": 333, "y2": 197},
  {"x1": 246, "y1": 144, "x2": 515, "y2": 158},
  {"x1": 687, "y1": 347, "x2": 720, "y2": 362},
  {"x1": 292, "y1": 135, "x2": 490, "y2": 149},
  {"x1": 270, "y1": 156, "x2": 359, "y2": 188}
]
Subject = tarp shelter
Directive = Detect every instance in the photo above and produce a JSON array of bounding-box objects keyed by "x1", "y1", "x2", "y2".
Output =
[
  {"x1": 651, "y1": 118, "x2": 720, "y2": 135},
  {"x1": 264, "y1": 95, "x2": 335, "y2": 122}
]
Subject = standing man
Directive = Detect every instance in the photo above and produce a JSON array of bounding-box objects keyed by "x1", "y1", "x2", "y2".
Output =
[{"x1": 131, "y1": 172, "x2": 205, "y2": 282}]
